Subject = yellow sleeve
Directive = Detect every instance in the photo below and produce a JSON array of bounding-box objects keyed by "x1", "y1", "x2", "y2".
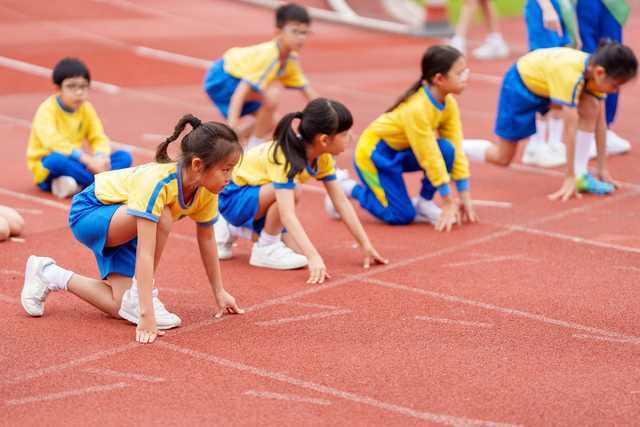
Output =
[
  {"x1": 266, "y1": 147, "x2": 296, "y2": 188},
  {"x1": 402, "y1": 101, "x2": 450, "y2": 188},
  {"x1": 279, "y1": 55, "x2": 309, "y2": 88},
  {"x1": 548, "y1": 69, "x2": 581, "y2": 106},
  {"x1": 31, "y1": 102, "x2": 77, "y2": 156},
  {"x1": 313, "y1": 154, "x2": 337, "y2": 181},
  {"x1": 438, "y1": 97, "x2": 469, "y2": 182},
  {"x1": 188, "y1": 192, "x2": 219, "y2": 226},
  {"x1": 83, "y1": 103, "x2": 111, "y2": 156},
  {"x1": 126, "y1": 176, "x2": 170, "y2": 222}
]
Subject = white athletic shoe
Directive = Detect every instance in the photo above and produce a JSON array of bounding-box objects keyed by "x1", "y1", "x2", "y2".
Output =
[
  {"x1": 51, "y1": 176, "x2": 81, "y2": 199},
  {"x1": 324, "y1": 194, "x2": 341, "y2": 220},
  {"x1": 335, "y1": 168, "x2": 357, "y2": 197},
  {"x1": 588, "y1": 130, "x2": 632, "y2": 158},
  {"x1": 449, "y1": 36, "x2": 466, "y2": 56},
  {"x1": 21, "y1": 255, "x2": 55, "y2": 317},
  {"x1": 412, "y1": 197, "x2": 443, "y2": 225},
  {"x1": 471, "y1": 41, "x2": 510, "y2": 60},
  {"x1": 118, "y1": 289, "x2": 181, "y2": 330},
  {"x1": 214, "y1": 215, "x2": 237, "y2": 260},
  {"x1": 249, "y1": 241, "x2": 308, "y2": 270},
  {"x1": 522, "y1": 144, "x2": 566, "y2": 168}
]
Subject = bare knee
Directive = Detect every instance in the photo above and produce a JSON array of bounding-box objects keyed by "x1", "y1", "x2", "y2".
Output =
[
  {"x1": 261, "y1": 85, "x2": 281, "y2": 110},
  {"x1": 0, "y1": 206, "x2": 24, "y2": 236}
]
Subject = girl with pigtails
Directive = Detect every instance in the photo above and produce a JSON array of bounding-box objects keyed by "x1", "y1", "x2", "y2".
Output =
[
  {"x1": 21, "y1": 114, "x2": 245, "y2": 344},
  {"x1": 215, "y1": 97, "x2": 387, "y2": 284}
]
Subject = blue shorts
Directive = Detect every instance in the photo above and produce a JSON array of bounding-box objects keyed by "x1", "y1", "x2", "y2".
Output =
[
  {"x1": 69, "y1": 183, "x2": 136, "y2": 279},
  {"x1": 203, "y1": 58, "x2": 262, "y2": 119},
  {"x1": 524, "y1": 0, "x2": 572, "y2": 51},
  {"x1": 495, "y1": 64, "x2": 550, "y2": 142},
  {"x1": 218, "y1": 182, "x2": 265, "y2": 233}
]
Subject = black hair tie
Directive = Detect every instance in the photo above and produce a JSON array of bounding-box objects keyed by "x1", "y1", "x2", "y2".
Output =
[
  {"x1": 294, "y1": 112, "x2": 303, "y2": 120},
  {"x1": 190, "y1": 117, "x2": 201, "y2": 129},
  {"x1": 165, "y1": 138, "x2": 171, "y2": 144}
]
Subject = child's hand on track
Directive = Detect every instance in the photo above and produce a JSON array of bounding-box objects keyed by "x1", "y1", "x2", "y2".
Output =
[
  {"x1": 599, "y1": 170, "x2": 621, "y2": 188},
  {"x1": 435, "y1": 203, "x2": 459, "y2": 232},
  {"x1": 548, "y1": 177, "x2": 582, "y2": 201},
  {"x1": 459, "y1": 201, "x2": 479, "y2": 224},
  {"x1": 136, "y1": 314, "x2": 164, "y2": 344},
  {"x1": 307, "y1": 256, "x2": 330, "y2": 284},
  {"x1": 214, "y1": 290, "x2": 245, "y2": 317},
  {"x1": 361, "y1": 244, "x2": 388, "y2": 268}
]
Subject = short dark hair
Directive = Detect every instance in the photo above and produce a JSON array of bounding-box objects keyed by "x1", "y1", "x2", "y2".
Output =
[
  {"x1": 276, "y1": 3, "x2": 310, "y2": 28},
  {"x1": 593, "y1": 39, "x2": 637, "y2": 81},
  {"x1": 52, "y1": 58, "x2": 90, "y2": 86}
]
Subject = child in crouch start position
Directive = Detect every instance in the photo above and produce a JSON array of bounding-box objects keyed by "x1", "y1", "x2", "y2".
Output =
[
  {"x1": 330, "y1": 45, "x2": 479, "y2": 232},
  {"x1": 463, "y1": 41, "x2": 637, "y2": 201},
  {"x1": 22, "y1": 115, "x2": 245, "y2": 343},
  {"x1": 215, "y1": 98, "x2": 387, "y2": 284}
]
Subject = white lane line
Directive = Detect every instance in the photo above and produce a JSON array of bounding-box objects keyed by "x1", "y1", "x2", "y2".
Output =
[
  {"x1": 364, "y1": 277, "x2": 640, "y2": 342},
  {"x1": 244, "y1": 390, "x2": 332, "y2": 405},
  {"x1": 0, "y1": 293, "x2": 18, "y2": 304},
  {"x1": 255, "y1": 309, "x2": 351, "y2": 326},
  {"x1": 509, "y1": 225, "x2": 640, "y2": 254},
  {"x1": 442, "y1": 255, "x2": 539, "y2": 268},
  {"x1": 414, "y1": 317, "x2": 494, "y2": 328},
  {"x1": 83, "y1": 367, "x2": 165, "y2": 382},
  {"x1": 0, "y1": 188, "x2": 70, "y2": 211},
  {"x1": 1, "y1": 270, "x2": 23, "y2": 276},
  {"x1": 572, "y1": 334, "x2": 640, "y2": 344},
  {"x1": 158, "y1": 342, "x2": 521, "y2": 427},
  {"x1": 284, "y1": 301, "x2": 342, "y2": 310},
  {"x1": 471, "y1": 200, "x2": 512, "y2": 208},
  {"x1": 13, "y1": 208, "x2": 43, "y2": 215},
  {"x1": 6, "y1": 382, "x2": 129, "y2": 405},
  {"x1": 614, "y1": 266, "x2": 640, "y2": 272},
  {"x1": 3, "y1": 343, "x2": 138, "y2": 386}
]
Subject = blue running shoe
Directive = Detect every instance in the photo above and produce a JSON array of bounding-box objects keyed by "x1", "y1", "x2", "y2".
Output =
[{"x1": 576, "y1": 172, "x2": 614, "y2": 195}]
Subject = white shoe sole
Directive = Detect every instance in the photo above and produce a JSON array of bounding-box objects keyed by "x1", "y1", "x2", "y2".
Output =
[
  {"x1": 117, "y1": 308, "x2": 180, "y2": 330},
  {"x1": 249, "y1": 255, "x2": 308, "y2": 270},
  {"x1": 21, "y1": 255, "x2": 43, "y2": 316}
]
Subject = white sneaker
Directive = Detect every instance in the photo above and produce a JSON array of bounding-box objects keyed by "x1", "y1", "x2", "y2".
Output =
[
  {"x1": 324, "y1": 194, "x2": 341, "y2": 220},
  {"x1": 471, "y1": 41, "x2": 510, "y2": 60},
  {"x1": 214, "y1": 215, "x2": 237, "y2": 260},
  {"x1": 249, "y1": 241, "x2": 308, "y2": 270},
  {"x1": 412, "y1": 197, "x2": 444, "y2": 224},
  {"x1": 449, "y1": 35, "x2": 466, "y2": 55},
  {"x1": 21, "y1": 256, "x2": 55, "y2": 317},
  {"x1": 522, "y1": 144, "x2": 566, "y2": 168},
  {"x1": 51, "y1": 176, "x2": 80, "y2": 199},
  {"x1": 118, "y1": 289, "x2": 181, "y2": 329},
  {"x1": 335, "y1": 168, "x2": 357, "y2": 197},
  {"x1": 588, "y1": 130, "x2": 632, "y2": 158}
]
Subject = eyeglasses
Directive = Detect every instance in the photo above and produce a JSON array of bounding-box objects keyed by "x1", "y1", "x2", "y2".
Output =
[
  {"x1": 282, "y1": 27, "x2": 311, "y2": 38},
  {"x1": 61, "y1": 83, "x2": 90, "y2": 92}
]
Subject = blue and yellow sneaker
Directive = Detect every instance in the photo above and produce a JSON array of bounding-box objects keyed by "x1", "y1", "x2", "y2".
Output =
[{"x1": 576, "y1": 172, "x2": 614, "y2": 195}]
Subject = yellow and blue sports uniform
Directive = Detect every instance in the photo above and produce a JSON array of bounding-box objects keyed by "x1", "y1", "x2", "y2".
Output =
[
  {"x1": 524, "y1": 0, "x2": 573, "y2": 51},
  {"x1": 219, "y1": 140, "x2": 336, "y2": 232},
  {"x1": 203, "y1": 40, "x2": 309, "y2": 118},
  {"x1": 27, "y1": 95, "x2": 132, "y2": 192},
  {"x1": 577, "y1": 0, "x2": 626, "y2": 125},
  {"x1": 69, "y1": 161, "x2": 219, "y2": 279},
  {"x1": 352, "y1": 86, "x2": 470, "y2": 225},
  {"x1": 496, "y1": 47, "x2": 606, "y2": 142}
]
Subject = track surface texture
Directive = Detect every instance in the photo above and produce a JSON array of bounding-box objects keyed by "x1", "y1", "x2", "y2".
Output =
[{"x1": 1, "y1": 0, "x2": 640, "y2": 425}]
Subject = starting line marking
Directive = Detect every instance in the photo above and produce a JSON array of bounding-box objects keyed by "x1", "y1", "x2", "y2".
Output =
[
  {"x1": 414, "y1": 317, "x2": 494, "y2": 328},
  {"x1": 614, "y1": 266, "x2": 640, "y2": 273},
  {"x1": 244, "y1": 390, "x2": 332, "y2": 405},
  {"x1": 572, "y1": 334, "x2": 640, "y2": 345},
  {"x1": 83, "y1": 368, "x2": 165, "y2": 383},
  {"x1": 441, "y1": 255, "x2": 539, "y2": 268},
  {"x1": 6, "y1": 382, "x2": 129, "y2": 405},
  {"x1": 255, "y1": 309, "x2": 351, "y2": 326}
]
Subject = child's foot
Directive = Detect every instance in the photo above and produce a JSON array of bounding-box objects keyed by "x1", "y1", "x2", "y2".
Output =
[
  {"x1": 588, "y1": 130, "x2": 631, "y2": 158},
  {"x1": 21, "y1": 256, "x2": 55, "y2": 316},
  {"x1": 249, "y1": 241, "x2": 308, "y2": 270},
  {"x1": 214, "y1": 215, "x2": 237, "y2": 260},
  {"x1": 336, "y1": 168, "x2": 357, "y2": 196},
  {"x1": 118, "y1": 289, "x2": 181, "y2": 329},
  {"x1": 412, "y1": 197, "x2": 442, "y2": 225},
  {"x1": 471, "y1": 39, "x2": 509, "y2": 60},
  {"x1": 449, "y1": 35, "x2": 466, "y2": 55},
  {"x1": 51, "y1": 176, "x2": 81, "y2": 199},
  {"x1": 576, "y1": 172, "x2": 614, "y2": 195},
  {"x1": 522, "y1": 144, "x2": 566, "y2": 168}
]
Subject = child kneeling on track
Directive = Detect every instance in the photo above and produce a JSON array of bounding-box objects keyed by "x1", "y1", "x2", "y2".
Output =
[
  {"x1": 27, "y1": 57, "x2": 132, "y2": 199},
  {"x1": 21, "y1": 114, "x2": 245, "y2": 343},
  {"x1": 463, "y1": 40, "x2": 637, "y2": 201},
  {"x1": 329, "y1": 45, "x2": 479, "y2": 232},
  {"x1": 215, "y1": 98, "x2": 387, "y2": 284}
]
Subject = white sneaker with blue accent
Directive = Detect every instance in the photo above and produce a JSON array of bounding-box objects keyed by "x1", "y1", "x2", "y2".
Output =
[{"x1": 118, "y1": 289, "x2": 181, "y2": 329}]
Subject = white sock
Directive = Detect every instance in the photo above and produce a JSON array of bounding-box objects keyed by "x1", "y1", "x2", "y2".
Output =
[
  {"x1": 486, "y1": 32, "x2": 505, "y2": 45},
  {"x1": 450, "y1": 35, "x2": 466, "y2": 52},
  {"x1": 42, "y1": 264, "x2": 73, "y2": 292},
  {"x1": 228, "y1": 224, "x2": 253, "y2": 241},
  {"x1": 548, "y1": 118, "x2": 564, "y2": 147},
  {"x1": 257, "y1": 230, "x2": 281, "y2": 248},
  {"x1": 526, "y1": 119, "x2": 547, "y2": 151},
  {"x1": 247, "y1": 135, "x2": 265, "y2": 150},
  {"x1": 574, "y1": 130, "x2": 592, "y2": 176},
  {"x1": 461, "y1": 139, "x2": 492, "y2": 162},
  {"x1": 340, "y1": 178, "x2": 357, "y2": 197},
  {"x1": 130, "y1": 276, "x2": 139, "y2": 302}
]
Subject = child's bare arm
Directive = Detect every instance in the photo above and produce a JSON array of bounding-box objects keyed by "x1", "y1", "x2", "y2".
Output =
[
  {"x1": 549, "y1": 106, "x2": 580, "y2": 201},
  {"x1": 302, "y1": 86, "x2": 319, "y2": 102},
  {"x1": 135, "y1": 217, "x2": 162, "y2": 343}
]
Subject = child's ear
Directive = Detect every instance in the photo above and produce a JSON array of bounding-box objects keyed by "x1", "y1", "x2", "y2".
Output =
[
  {"x1": 191, "y1": 157, "x2": 203, "y2": 173},
  {"x1": 432, "y1": 73, "x2": 444, "y2": 85},
  {"x1": 595, "y1": 65, "x2": 607, "y2": 79},
  {"x1": 54, "y1": 84, "x2": 62, "y2": 94}
]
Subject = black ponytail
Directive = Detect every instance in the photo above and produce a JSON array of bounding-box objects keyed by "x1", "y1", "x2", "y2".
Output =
[
  {"x1": 592, "y1": 39, "x2": 637, "y2": 80},
  {"x1": 273, "y1": 98, "x2": 353, "y2": 179},
  {"x1": 386, "y1": 44, "x2": 463, "y2": 113}
]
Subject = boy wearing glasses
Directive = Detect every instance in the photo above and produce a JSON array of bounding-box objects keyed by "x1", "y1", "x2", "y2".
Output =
[
  {"x1": 203, "y1": 3, "x2": 319, "y2": 149},
  {"x1": 26, "y1": 58, "x2": 132, "y2": 198}
]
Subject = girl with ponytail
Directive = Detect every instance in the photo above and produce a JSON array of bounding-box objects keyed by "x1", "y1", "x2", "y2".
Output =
[
  {"x1": 216, "y1": 98, "x2": 387, "y2": 284},
  {"x1": 21, "y1": 114, "x2": 245, "y2": 344}
]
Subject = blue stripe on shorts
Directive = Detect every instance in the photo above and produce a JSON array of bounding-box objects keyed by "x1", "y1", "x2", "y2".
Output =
[
  {"x1": 69, "y1": 183, "x2": 136, "y2": 279},
  {"x1": 494, "y1": 64, "x2": 551, "y2": 142}
]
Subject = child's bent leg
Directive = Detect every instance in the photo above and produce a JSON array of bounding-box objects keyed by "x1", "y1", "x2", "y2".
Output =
[
  {"x1": 485, "y1": 137, "x2": 518, "y2": 166},
  {"x1": 110, "y1": 151, "x2": 133, "y2": 171},
  {"x1": 68, "y1": 273, "x2": 131, "y2": 318},
  {"x1": 0, "y1": 205, "x2": 24, "y2": 238},
  {"x1": 249, "y1": 85, "x2": 280, "y2": 148},
  {"x1": 40, "y1": 153, "x2": 95, "y2": 187}
]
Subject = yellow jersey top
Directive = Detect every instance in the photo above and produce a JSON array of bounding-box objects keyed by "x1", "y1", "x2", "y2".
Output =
[
  {"x1": 222, "y1": 40, "x2": 309, "y2": 93},
  {"x1": 27, "y1": 95, "x2": 112, "y2": 176},
  {"x1": 356, "y1": 86, "x2": 469, "y2": 190},
  {"x1": 93, "y1": 161, "x2": 218, "y2": 226},
  {"x1": 517, "y1": 47, "x2": 606, "y2": 106},
  {"x1": 232, "y1": 141, "x2": 337, "y2": 189}
]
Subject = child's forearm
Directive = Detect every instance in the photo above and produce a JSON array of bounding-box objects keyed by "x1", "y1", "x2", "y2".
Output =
[
  {"x1": 281, "y1": 213, "x2": 321, "y2": 260},
  {"x1": 197, "y1": 226, "x2": 225, "y2": 295},
  {"x1": 228, "y1": 82, "x2": 251, "y2": 128}
]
